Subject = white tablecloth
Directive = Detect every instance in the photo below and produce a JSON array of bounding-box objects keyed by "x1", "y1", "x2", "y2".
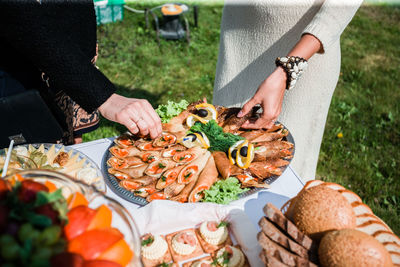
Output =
[{"x1": 70, "y1": 138, "x2": 304, "y2": 229}]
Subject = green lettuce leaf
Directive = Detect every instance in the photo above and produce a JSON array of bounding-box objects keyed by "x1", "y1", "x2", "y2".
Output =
[
  {"x1": 202, "y1": 177, "x2": 248, "y2": 204},
  {"x1": 156, "y1": 100, "x2": 189, "y2": 123}
]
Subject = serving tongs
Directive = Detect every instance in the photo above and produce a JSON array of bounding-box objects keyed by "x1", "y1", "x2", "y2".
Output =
[{"x1": 1, "y1": 140, "x2": 15, "y2": 177}]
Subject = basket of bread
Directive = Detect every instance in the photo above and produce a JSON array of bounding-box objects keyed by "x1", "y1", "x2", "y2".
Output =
[{"x1": 258, "y1": 180, "x2": 399, "y2": 266}]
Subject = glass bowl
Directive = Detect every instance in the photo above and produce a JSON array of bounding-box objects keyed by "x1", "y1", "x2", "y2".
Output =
[{"x1": 4, "y1": 169, "x2": 142, "y2": 267}]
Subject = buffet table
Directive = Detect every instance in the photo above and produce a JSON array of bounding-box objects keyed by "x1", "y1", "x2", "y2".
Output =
[{"x1": 70, "y1": 137, "x2": 304, "y2": 230}]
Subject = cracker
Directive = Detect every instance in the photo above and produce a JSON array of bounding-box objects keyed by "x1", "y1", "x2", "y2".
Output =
[
  {"x1": 211, "y1": 245, "x2": 250, "y2": 267},
  {"x1": 141, "y1": 235, "x2": 173, "y2": 267},
  {"x1": 166, "y1": 228, "x2": 204, "y2": 263},
  {"x1": 182, "y1": 256, "x2": 213, "y2": 267},
  {"x1": 195, "y1": 227, "x2": 233, "y2": 254}
]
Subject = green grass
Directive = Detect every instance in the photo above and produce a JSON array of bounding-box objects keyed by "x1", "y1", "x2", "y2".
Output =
[{"x1": 85, "y1": 4, "x2": 400, "y2": 234}]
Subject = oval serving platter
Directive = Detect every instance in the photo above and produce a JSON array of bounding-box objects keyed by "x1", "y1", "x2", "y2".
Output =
[{"x1": 102, "y1": 123, "x2": 295, "y2": 206}]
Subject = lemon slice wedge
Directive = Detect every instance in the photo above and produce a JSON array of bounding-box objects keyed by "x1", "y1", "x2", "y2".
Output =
[
  {"x1": 195, "y1": 103, "x2": 218, "y2": 121},
  {"x1": 236, "y1": 140, "x2": 254, "y2": 169},
  {"x1": 186, "y1": 115, "x2": 207, "y2": 128},
  {"x1": 180, "y1": 132, "x2": 210, "y2": 149},
  {"x1": 228, "y1": 140, "x2": 246, "y2": 165}
]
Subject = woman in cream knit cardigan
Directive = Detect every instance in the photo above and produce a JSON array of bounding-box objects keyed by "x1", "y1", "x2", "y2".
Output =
[{"x1": 213, "y1": 0, "x2": 363, "y2": 181}]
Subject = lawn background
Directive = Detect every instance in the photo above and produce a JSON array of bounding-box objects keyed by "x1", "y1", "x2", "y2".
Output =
[{"x1": 85, "y1": 3, "x2": 400, "y2": 234}]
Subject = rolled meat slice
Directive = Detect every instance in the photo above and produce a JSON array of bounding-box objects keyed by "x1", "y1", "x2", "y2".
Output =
[
  {"x1": 170, "y1": 179, "x2": 197, "y2": 203},
  {"x1": 145, "y1": 159, "x2": 175, "y2": 178},
  {"x1": 119, "y1": 179, "x2": 141, "y2": 191},
  {"x1": 135, "y1": 140, "x2": 164, "y2": 151},
  {"x1": 109, "y1": 146, "x2": 141, "y2": 158},
  {"x1": 253, "y1": 147, "x2": 293, "y2": 162},
  {"x1": 236, "y1": 173, "x2": 270, "y2": 189},
  {"x1": 162, "y1": 145, "x2": 186, "y2": 158},
  {"x1": 108, "y1": 168, "x2": 131, "y2": 180},
  {"x1": 114, "y1": 134, "x2": 136, "y2": 148},
  {"x1": 130, "y1": 176, "x2": 158, "y2": 186},
  {"x1": 107, "y1": 156, "x2": 144, "y2": 169},
  {"x1": 152, "y1": 132, "x2": 177, "y2": 147},
  {"x1": 140, "y1": 152, "x2": 160, "y2": 164},
  {"x1": 131, "y1": 182, "x2": 157, "y2": 198},
  {"x1": 177, "y1": 151, "x2": 210, "y2": 184},
  {"x1": 164, "y1": 182, "x2": 186, "y2": 198},
  {"x1": 212, "y1": 151, "x2": 232, "y2": 179},
  {"x1": 241, "y1": 128, "x2": 289, "y2": 143},
  {"x1": 248, "y1": 161, "x2": 282, "y2": 179},
  {"x1": 188, "y1": 156, "x2": 219, "y2": 203},
  {"x1": 116, "y1": 164, "x2": 148, "y2": 179},
  {"x1": 156, "y1": 165, "x2": 185, "y2": 190},
  {"x1": 173, "y1": 146, "x2": 205, "y2": 164},
  {"x1": 146, "y1": 192, "x2": 167, "y2": 202}
]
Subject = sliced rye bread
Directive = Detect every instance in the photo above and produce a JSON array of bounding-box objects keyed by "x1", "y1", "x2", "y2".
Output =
[
  {"x1": 263, "y1": 203, "x2": 315, "y2": 250},
  {"x1": 389, "y1": 251, "x2": 400, "y2": 266},
  {"x1": 384, "y1": 242, "x2": 400, "y2": 254},
  {"x1": 257, "y1": 232, "x2": 317, "y2": 267},
  {"x1": 260, "y1": 250, "x2": 290, "y2": 267},
  {"x1": 303, "y1": 180, "x2": 324, "y2": 190},
  {"x1": 321, "y1": 182, "x2": 346, "y2": 191},
  {"x1": 259, "y1": 217, "x2": 310, "y2": 259},
  {"x1": 356, "y1": 220, "x2": 392, "y2": 236},
  {"x1": 373, "y1": 231, "x2": 400, "y2": 246},
  {"x1": 338, "y1": 189, "x2": 362, "y2": 204},
  {"x1": 352, "y1": 201, "x2": 374, "y2": 216}
]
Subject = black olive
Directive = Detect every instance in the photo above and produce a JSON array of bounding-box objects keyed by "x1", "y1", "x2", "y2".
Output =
[
  {"x1": 197, "y1": 109, "x2": 208, "y2": 118},
  {"x1": 231, "y1": 149, "x2": 237, "y2": 159},
  {"x1": 187, "y1": 133, "x2": 197, "y2": 141},
  {"x1": 240, "y1": 146, "x2": 248, "y2": 157}
]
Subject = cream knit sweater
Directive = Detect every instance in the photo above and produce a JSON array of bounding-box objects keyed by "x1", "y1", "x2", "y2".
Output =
[{"x1": 213, "y1": 0, "x2": 362, "y2": 181}]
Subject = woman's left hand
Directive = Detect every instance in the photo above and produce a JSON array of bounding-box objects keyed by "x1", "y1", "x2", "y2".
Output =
[{"x1": 237, "y1": 67, "x2": 287, "y2": 129}]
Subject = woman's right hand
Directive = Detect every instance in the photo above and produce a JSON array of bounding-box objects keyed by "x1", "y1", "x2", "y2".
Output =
[{"x1": 99, "y1": 93, "x2": 162, "y2": 139}]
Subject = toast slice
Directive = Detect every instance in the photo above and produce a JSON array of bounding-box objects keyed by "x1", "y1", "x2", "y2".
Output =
[
  {"x1": 263, "y1": 203, "x2": 315, "y2": 250},
  {"x1": 258, "y1": 232, "x2": 317, "y2": 267},
  {"x1": 194, "y1": 227, "x2": 233, "y2": 254},
  {"x1": 260, "y1": 250, "x2": 290, "y2": 267},
  {"x1": 141, "y1": 235, "x2": 173, "y2": 267},
  {"x1": 259, "y1": 217, "x2": 310, "y2": 259}
]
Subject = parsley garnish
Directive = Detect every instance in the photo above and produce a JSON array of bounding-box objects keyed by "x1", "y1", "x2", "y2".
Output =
[
  {"x1": 184, "y1": 172, "x2": 191, "y2": 179},
  {"x1": 161, "y1": 176, "x2": 167, "y2": 182},
  {"x1": 179, "y1": 156, "x2": 186, "y2": 161},
  {"x1": 158, "y1": 163, "x2": 166, "y2": 169},
  {"x1": 218, "y1": 221, "x2": 229, "y2": 228},
  {"x1": 141, "y1": 236, "x2": 154, "y2": 246}
]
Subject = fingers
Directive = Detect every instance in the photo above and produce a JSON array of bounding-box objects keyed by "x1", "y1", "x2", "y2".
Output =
[
  {"x1": 238, "y1": 98, "x2": 259, "y2": 118},
  {"x1": 141, "y1": 100, "x2": 162, "y2": 138},
  {"x1": 115, "y1": 110, "x2": 141, "y2": 135},
  {"x1": 241, "y1": 117, "x2": 276, "y2": 129}
]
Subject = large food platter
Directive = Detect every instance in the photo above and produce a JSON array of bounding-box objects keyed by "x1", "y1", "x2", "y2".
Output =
[
  {"x1": 0, "y1": 143, "x2": 105, "y2": 191},
  {"x1": 102, "y1": 127, "x2": 294, "y2": 206},
  {"x1": 102, "y1": 101, "x2": 295, "y2": 206}
]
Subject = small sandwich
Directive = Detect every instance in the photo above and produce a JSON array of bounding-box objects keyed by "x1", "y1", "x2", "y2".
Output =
[
  {"x1": 214, "y1": 245, "x2": 246, "y2": 267},
  {"x1": 141, "y1": 234, "x2": 172, "y2": 267},
  {"x1": 196, "y1": 221, "x2": 231, "y2": 253},
  {"x1": 166, "y1": 229, "x2": 204, "y2": 262}
]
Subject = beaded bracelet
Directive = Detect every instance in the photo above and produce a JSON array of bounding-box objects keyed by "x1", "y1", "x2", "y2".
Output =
[{"x1": 275, "y1": 56, "x2": 308, "y2": 90}]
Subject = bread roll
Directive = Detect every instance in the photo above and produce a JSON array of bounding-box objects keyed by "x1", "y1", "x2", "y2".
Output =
[
  {"x1": 319, "y1": 229, "x2": 393, "y2": 267},
  {"x1": 290, "y1": 185, "x2": 356, "y2": 240}
]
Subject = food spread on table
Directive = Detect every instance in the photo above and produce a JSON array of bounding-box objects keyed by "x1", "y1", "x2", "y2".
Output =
[
  {"x1": 141, "y1": 219, "x2": 248, "y2": 267},
  {"x1": 0, "y1": 176, "x2": 134, "y2": 267},
  {"x1": 106, "y1": 100, "x2": 294, "y2": 204},
  {"x1": 0, "y1": 144, "x2": 102, "y2": 189},
  {"x1": 258, "y1": 180, "x2": 400, "y2": 266}
]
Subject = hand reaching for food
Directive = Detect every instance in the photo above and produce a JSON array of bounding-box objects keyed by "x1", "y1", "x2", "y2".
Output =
[
  {"x1": 99, "y1": 93, "x2": 162, "y2": 139},
  {"x1": 238, "y1": 67, "x2": 287, "y2": 129}
]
